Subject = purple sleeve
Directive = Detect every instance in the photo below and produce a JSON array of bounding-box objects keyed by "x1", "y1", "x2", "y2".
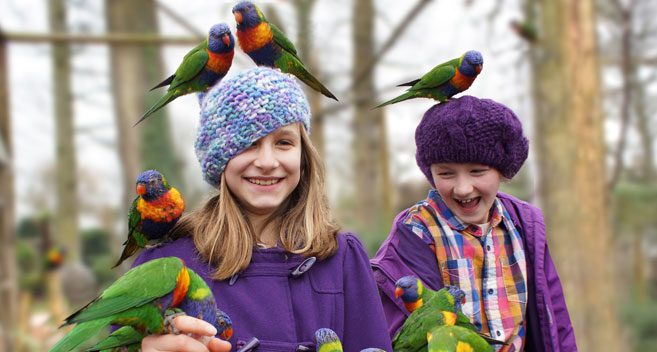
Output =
[
  {"x1": 374, "y1": 269, "x2": 408, "y2": 339},
  {"x1": 342, "y1": 235, "x2": 393, "y2": 352},
  {"x1": 543, "y1": 244, "x2": 578, "y2": 351}
]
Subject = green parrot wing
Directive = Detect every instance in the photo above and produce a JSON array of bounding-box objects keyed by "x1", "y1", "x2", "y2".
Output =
[
  {"x1": 408, "y1": 64, "x2": 456, "y2": 92},
  {"x1": 68, "y1": 257, "x2": 184, "y2": 324},
  {"x1": 427, "y1": 325, "x2": 494, "y2": 352},
  {"x1": 127, "y1": 197, "x2": 147, "y2": 248},
  {"x1": 392, "y1": 308, "x2": 448, "y2": 351},
  {"x1": 87, "y1": 326, "x2": 145, "y2": 352},
  {"x1": 268, "y1": 21, "x2": 301, "y2": 60},
  {"x1": 169, "y1": 44, "x2": 210, "y2": 90}
]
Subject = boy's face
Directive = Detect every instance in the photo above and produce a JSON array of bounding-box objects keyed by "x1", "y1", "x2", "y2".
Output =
[{"x1": 430, "y1": 163, "x2": 502, "y2": 225}]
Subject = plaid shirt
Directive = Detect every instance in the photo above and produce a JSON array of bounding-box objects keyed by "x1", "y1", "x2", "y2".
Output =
[{"x1": 402, "y1": 190, "x2": 527, "y2": 352}]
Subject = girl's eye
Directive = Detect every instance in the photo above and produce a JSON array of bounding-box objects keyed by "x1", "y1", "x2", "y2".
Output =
[{"x1": 278, "y1": 139, "x2": 293, "y2": 145}]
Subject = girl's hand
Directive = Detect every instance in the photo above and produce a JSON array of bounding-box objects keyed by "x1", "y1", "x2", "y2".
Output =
[{"x1": 141, "y1": 315, "x2": 232, "y2": 352}]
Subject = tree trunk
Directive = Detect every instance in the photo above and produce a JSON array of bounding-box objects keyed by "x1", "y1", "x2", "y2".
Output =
[
  {"x1": 50, "y1": 0, "x2": 80, "y2": 262},
  {"x1": 293, "y1": 0, "x2": 325, "y2": 156},
  {"x1": 0, "y1": 28, "x2": 18, "y2": 352},
  {"x1": 106, "y1": 0, "x2": 180, "y2": 264},
  {"x1": 531, "y1": 0, "x2": 621, "y2": 350},
  {"x1": 351, "y1": 0, "x2": 386, "y2": 234}
]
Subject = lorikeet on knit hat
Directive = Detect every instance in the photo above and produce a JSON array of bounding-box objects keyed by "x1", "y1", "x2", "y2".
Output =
[
  {"x1": 195, "y1": 67, "x2": 311, "y2": 188},
  {"x1": 415, "y1": 95, "x2": 529, "y2": 187}
]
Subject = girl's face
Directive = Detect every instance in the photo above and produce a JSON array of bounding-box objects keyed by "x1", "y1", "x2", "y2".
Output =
[
  {"x1": 430, "y1": 163, "x2": 502, "y2": 225},
  {"x1": 224, "y1": 124, "x2": 302, "y2": 219}
]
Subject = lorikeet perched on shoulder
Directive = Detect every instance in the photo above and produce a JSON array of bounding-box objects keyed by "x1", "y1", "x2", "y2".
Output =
[
  {"x1": 114, "y1": 170, "x2": 184, "y2": 268},
  {"x1": 232, "y1": 1, "x2": 338, "y2": 101},
  {"x1": 376, "y1": 51, "x2": 483, "y2": 108},
  {"x1": 427, "y1": 325, "x2": 494, "y2": 352},
  {"x1": 48, "y1": 257, "x2": 224, "y2": 352},
  {"x1": 136, "y1": 23, "x2": 234, "y2": 125}
]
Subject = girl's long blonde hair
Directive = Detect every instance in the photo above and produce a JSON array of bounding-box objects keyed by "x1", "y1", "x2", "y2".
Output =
[{"x1": 169, "y1": 124, "x2": 339, "y2": 280}]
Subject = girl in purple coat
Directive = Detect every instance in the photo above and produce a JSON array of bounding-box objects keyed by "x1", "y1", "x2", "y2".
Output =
[
  {"x1": 139, "y1": 67, "x2": 392, "y2": 352},
  {"x1": 371, "y1": 96, "x2": 577, "y2": 351}
]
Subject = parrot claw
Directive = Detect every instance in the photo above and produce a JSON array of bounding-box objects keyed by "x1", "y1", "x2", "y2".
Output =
[{"x1": 164, "y1": 308, "x2": 187, "y2": 335}]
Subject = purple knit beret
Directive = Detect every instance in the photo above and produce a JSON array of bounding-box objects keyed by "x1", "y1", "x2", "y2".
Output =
[
  {"x1": 195, "y1": 67, "x2": 311, "y2": 188},
  {"x1": 415, "y1": 95, "x2": 529, "y2": 186}
]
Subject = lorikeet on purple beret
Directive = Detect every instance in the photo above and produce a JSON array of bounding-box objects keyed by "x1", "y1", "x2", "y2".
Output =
[
  {"x1": 136, "y1": 23, "x2": 234, "y2": 125},
  {"x1": 232, "y1": 1, "x2": 338, "y2": 101},
  {"x1": 376, "y1": 50, "x2": 483, "y2": 108},
  {"x1": 48, "y1": 257, "x2": 223, "y2": 352},
  {"x1": 113, "y1": 170, "x2": 184, "y2": 268}
]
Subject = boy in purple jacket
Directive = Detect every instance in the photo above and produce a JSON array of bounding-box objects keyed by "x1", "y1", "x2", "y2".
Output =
[
  {"x1": 371, "y1": 96, "x2": 577, "y2": 351},
  {"x1": 136, "y1": 67, "x2": 392, "y2": 352}
]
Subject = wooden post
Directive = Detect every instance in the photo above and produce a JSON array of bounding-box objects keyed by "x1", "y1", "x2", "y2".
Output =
[{"x1": 0, "y1": 27, "x2": 18, "y2": 352}]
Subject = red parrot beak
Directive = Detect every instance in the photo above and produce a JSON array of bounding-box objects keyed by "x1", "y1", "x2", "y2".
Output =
[
  {"x1": 233, "y1": 11, "x2": 243, "y2": 24},
  {"x1": 220, "y1": 327, "x2": 233, "y2": 340},
  {"x1": 136, "y1": 184, "x2": 146, "y2": 196},
  {"x1": 395, "y1": 287, "x2": 403, "y2": 299},
  {"x1": 222, "y1": 33, "x2": 231, "y2": 46},
  {"x1": 476, "y1": 64, "x2": 483, "y2": 74}
]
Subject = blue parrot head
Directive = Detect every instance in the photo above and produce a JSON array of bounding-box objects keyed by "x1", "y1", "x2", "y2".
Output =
[
  {"x1": 394, "y1": 275, "x2": 421, "y2": 303},
  {"x1": 445, "y1": 285, "x2": 466, "y2": 312},
  {"x1": 135, "y1": 169, "x2": 168, "y2": 202},
  {"x1": 208, "y1": 23, "x2": 235, "y2": 54},
  {"x1": 215, "y1": 310, "x2": 233, "y2": 340},
  {"x1": 459, "y1": 50, "x2": 484, "y2": 77},
  {"x1": 314, "y1": 328, "x2": 340, "y2": 349},
  {"x1": 233, "y1": 1, "x2": 263, "y2": 30}
]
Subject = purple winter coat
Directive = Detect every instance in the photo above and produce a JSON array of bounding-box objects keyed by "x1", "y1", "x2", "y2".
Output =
[
  {"x1": 370, "y1": 192, "x2": 578, "y2": 352},
  {"x1": 134, "y1": 233, "x2": 392, "y2": 352}
]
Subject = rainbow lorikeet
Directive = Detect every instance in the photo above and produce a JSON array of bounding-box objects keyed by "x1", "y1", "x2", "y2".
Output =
[
  {"x1": 427, "y1": 325, "x2": 494, "y2": 352},
  {"x1": 395, "y1": 276, "x2": 474, "y2": 331},
  {"x1": 48, "y1": 257, "x2": 223, "y2": 352},
  {"x1": 44, "y1": 245, "x2": 67, "y2": 271},
  {"x1": 232, "y1": 1, "x2": 338, "y2": 101},
  {"x1": 136, "y1": 23, "x2": 235, "y2": 125},
  {"x1": 375, "y1": 50, "x2": 483, "y2": 108},
  {"x1": 88, "y1": 310, "x2": 233, "y2": 352},
  {"x1": 113, "y1": 170, "x2": 185, "y2": 268},
  {"x1": 392, "y1": 285, "x2": 469, "y2": 352},
  {"x1": 315, "y1": 328, "x2": 343, "y2": 352},
  {"x1": 510, "y1": 19, "x2": 539, "y2": 43}
]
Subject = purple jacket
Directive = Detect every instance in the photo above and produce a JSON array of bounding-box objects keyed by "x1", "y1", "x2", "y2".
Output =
[
  {"x1": 370, "y1": 192, "x2": 577, "y2": 352},
  {"x1": 134, "y1": 233, "x2": 392, "y2": 352}
]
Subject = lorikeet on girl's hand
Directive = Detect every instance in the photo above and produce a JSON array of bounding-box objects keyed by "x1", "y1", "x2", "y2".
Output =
[
  {"x1": 87, "y1": 310, "x2": 232, "y2": 352},
  {"x1": 48, "y1": 257, "x2": 223, "y2": 352},
  {"x1": 232, "y1": 1, "x2": 338, "y2": 101},
  {"x1": 136, "y1": 23, "x2": 234, "y2": 125},
  {"x1": 376, "y1": 51, "x2": 483, "y2": 108},
  {"x1": 113, "y1": 170, "x2": 184, "y2": 268}
]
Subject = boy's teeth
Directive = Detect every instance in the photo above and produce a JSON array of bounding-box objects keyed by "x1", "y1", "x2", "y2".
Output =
[{"x1": 248, "y1": 178, "x2": 279, "y2": 185}]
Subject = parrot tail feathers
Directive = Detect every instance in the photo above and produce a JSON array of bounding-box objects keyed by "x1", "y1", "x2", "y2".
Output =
[
  {"x1": 135, "y1": 92, "x2": 177, "y2": 126},
  {"x1": 150, "y1": 74, "x2": 175, "y2": 91},
  {"x1": 48, "y1": 318, "x2": 111, "y2": 352},
  {"x1": 113, "y1": 235, "x2": 141, "y2": 268},
  {"x1": 286, "y1": 62, "x2": 338, "y2": 101},
  {"x1": 374, "y1": 92, "x2": 415, "y2": 109},
  {"x1": 397, "y1": 78, "x2": 420, "y2": 87}
]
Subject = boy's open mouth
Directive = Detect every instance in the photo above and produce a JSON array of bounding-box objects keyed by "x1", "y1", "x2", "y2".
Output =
[{"x1": 455, "y1": 197, "x2": 480, "y2": 209}]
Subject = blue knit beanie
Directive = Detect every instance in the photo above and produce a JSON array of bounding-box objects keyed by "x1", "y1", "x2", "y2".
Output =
[
  {"x1": 195, "y1": 67, "x2": 311, "y2": 188},
  {"x1": 415, "y1": 95, "x2": 529, "y2": 187}
]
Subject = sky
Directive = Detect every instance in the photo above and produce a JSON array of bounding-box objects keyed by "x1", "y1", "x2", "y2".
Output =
[{"x1": 1, "y1": 0, "x2": 538, "y2": 225}]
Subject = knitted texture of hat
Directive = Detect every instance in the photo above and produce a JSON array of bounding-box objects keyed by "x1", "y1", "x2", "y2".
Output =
[
  {"x1": 415, "y1": 95, "x2": 529, "y2": 187},
  {"x1": 195, "y1": 67, "x2": 311, "y2": 188}
]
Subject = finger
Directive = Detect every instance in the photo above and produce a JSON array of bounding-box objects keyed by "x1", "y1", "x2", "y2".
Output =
[
  {"x1": 207, "y1": 337, "x2": 232, "y2": 352},
  {"x1": 171, "y1": 315, "x2": 217, "y2": 337},
  {"x1": 142, "y1": 333, "x2": 210, "y2": 352}
]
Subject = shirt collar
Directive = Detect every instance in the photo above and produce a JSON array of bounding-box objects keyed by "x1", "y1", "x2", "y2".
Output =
[{"x1": 427, "y1": 189, "x2": 509, "y2": 237}]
